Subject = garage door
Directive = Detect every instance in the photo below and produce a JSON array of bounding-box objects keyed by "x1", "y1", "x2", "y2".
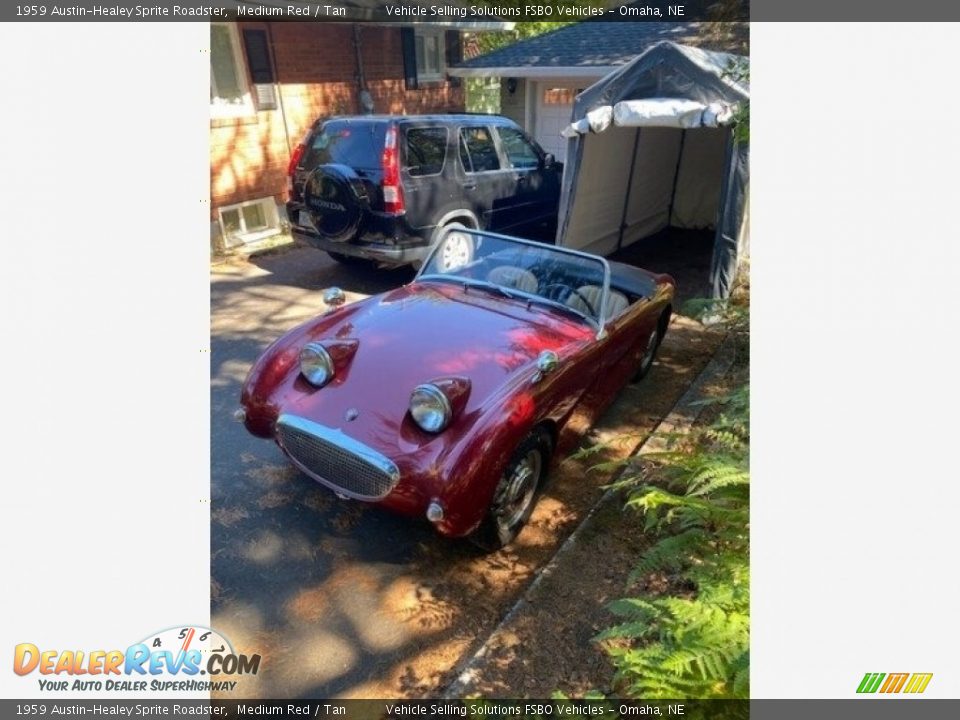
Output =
[{"x1": 534, "y1": 85, "x2": 581, "y2": 163}]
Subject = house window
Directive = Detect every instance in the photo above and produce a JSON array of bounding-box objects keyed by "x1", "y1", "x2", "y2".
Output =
[
  {"x1": 210, "y1": 23, "x2": 254, "y2": 118},
  {"x1": 543, "y1": 88, "x2": 581, "y2": 105},
  {"x1": 414, "y1": 29, "x2": 446, "y2": 83},
  {"x1": 218, "y1": 198, "x2": 280, "y2": 246}
]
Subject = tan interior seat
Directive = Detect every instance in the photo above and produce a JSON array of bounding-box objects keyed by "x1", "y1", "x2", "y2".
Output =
[
  {"x1": 486, "y1": 266, "x2": 539, "y2": 294},
  {"x1": 566, "y1": 285, "x2": 630, "y2": 320}
]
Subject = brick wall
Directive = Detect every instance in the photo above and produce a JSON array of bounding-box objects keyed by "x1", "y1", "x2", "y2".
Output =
[{"x1": 210, "y1": 23, "x2": 466, "y2": 220}]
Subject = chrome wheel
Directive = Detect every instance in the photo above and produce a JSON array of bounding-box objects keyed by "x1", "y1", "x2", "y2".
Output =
[
  {"x1": 494, "y1": 448, "x2": 542, "y2": 532},
  {"x1": 470, "y1": 429, "x2": 552, "y2": 552},
  {"x1": 438, "y1": 230, "x2": 473, "y2": 271}
]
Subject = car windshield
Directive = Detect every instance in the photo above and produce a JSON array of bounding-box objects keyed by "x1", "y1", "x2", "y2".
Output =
[{"x1": 417, "y1": 229, "x2": 611, "y2": 327}]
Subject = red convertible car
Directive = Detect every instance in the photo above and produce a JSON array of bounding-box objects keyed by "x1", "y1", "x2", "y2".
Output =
[{"x1": 238, "y1": 230, "x2": 674, "y2": 549}]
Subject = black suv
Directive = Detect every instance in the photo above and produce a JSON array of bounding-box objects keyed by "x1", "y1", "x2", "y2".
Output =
[{"x1": 285, "y1": 114, "x2": 562, "y2": 270}]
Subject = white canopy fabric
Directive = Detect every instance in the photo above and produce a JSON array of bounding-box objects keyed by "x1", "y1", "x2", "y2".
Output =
[
  {"x1": 561, "y1": 98, "x2": 737, "y2": 136},
  {"x1": 556, "y1": 41, "x2": 750, "y2": 299}
]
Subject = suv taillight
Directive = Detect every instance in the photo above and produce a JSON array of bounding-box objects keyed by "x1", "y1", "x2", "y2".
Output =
[
  {"x1": 286, "y1": 142, "x2": 306, "y2": 201},
  {"x1": 381, "y1": 125, "x2": 405, "y2": 215}
]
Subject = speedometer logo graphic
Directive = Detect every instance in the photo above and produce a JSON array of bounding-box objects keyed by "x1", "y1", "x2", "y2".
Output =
[{"x1": 138, "y1": 625, "x2": 235, "y2": 674}]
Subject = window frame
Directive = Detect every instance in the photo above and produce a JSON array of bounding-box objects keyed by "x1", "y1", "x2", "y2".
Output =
[
  {"x1": 217, "y1": 197, "x2": 281, "y2": 246},
  {"x1": 414, "y1": 28, "x2": 446, "y2": 83},
  {"x1": 496, "y1": 126, "x2": 544, "y2": 170},
  {"x1": 458, "y1": 125, "x2": 503, "y2": 175},
  {"x1": 403, "y1": 126, "x2": 449, "y2": 178},
  {"x1": 210, "y1": 22, "x2": 255, "y2": 119}
]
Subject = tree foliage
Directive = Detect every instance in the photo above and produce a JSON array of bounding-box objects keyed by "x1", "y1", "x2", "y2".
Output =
[
  {"x1": 723, "y1": 59, "x2": 750, "y2": 145},
  {"x1": 475, "y1": 21, "x2": 574, "y2": 55}
]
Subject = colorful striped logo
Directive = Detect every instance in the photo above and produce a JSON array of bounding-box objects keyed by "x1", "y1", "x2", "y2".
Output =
[{"x1": 857, "y1": 672, "x2": 933, "y2": 694}]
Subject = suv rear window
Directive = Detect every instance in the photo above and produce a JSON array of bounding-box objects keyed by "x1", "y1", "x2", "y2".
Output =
[
  {"x1": 405, "y1": 127, "x2": 448, "y2": 177},
  {"x1": 303, "y1": 120, "x2": 386, "y2": 170}
]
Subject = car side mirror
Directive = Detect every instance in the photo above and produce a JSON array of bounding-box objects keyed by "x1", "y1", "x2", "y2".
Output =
[{"x1": 543, "y1": 153, "x2": 555, "y2": 168}]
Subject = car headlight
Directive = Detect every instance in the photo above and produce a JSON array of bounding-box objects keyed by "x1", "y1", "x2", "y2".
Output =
[
  {"x1": 410, "y1": 383, "x2": 453, "y2": 433},
  {"x1": 300, "y1": 342, "x2": 334, "y2": 387}
]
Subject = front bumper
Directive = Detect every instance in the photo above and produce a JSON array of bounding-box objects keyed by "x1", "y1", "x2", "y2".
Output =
[
  {"x1": 254, "y1": 411, "x2": 483, "y2": 538},
  {"x1": 275, "y1": 414, "x2": 400, "y2": 501}
]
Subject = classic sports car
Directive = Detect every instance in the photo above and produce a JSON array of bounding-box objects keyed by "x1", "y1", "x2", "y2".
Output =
[{"x1": 238, "y1": 229, "x2": 675, "y2": 549}]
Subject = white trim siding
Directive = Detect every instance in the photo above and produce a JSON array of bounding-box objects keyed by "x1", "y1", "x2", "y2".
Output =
[{"x1": 447, "y1": 66, "x2": 616, "y2": 79}]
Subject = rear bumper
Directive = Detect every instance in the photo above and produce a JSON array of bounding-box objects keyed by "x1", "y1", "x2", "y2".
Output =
[{"x1": 286, "y1": 202, "x2": 432, "y2": 265}]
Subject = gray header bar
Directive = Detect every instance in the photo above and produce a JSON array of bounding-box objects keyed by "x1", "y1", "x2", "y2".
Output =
[
  {"x1": 3, "y1": 0, "x2": 960, "y2": 23},
  {"x1": 5, "y1": 1, "x2": 749, "y2": 24}
]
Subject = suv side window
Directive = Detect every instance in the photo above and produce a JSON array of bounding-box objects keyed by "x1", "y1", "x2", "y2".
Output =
[
  {"x1": 405, "y1": 127, "x2": 448, "y2": 177},
  {"x1": 498, "y1": 127, "x2": 541, "y2": 170},
  {"x1": 459, "y1": 127, "x2": 501, "y2": 173}
]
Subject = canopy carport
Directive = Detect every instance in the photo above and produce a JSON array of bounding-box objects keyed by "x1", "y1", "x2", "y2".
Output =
[{"x1": 557, "y1": 41, "x2": 749, "y2": 299}]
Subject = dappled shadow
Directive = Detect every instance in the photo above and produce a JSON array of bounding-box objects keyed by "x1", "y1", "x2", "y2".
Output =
[{"x1": 211, "y1": 248, "x2": 723, "y2": 699}]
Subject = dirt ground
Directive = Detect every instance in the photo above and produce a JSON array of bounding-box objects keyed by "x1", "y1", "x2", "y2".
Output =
[{"x1": 448, "y1": 341, "x2": 745, "y2": 698}]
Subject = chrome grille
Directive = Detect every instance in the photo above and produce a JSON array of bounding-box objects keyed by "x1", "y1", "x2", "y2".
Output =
[{"x1": 276, "y1": 414, "x2": 400, "y2": 501}]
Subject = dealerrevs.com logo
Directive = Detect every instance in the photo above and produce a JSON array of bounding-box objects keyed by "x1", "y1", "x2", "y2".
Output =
[
  {"x1": 13, "y1": 626, "x2": 260, "y2": 693},
  {"x1": 857, "y1": 672, "x2": 933, "y2": 694}
]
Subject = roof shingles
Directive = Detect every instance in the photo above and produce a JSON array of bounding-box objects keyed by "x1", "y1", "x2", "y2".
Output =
[{"x1": 456, "y1": 21, "x2": 747, "y2": 70}]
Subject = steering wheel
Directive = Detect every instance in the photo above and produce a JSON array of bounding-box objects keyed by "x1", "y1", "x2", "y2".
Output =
[{"x1": 540, "y1": 283, "x2": 598, "y2": 318}]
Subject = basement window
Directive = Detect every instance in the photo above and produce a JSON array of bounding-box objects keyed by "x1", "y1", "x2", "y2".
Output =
[{"x1": 218, "y1": 198, "x2": 281, "y2": 246}]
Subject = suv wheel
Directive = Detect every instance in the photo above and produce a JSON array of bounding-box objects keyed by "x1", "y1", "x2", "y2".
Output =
[{"x1": 434, "y1": 223, "x2": 475, "y2": 273}]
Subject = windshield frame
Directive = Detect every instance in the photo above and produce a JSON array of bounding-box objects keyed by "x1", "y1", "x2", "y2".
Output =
[{"x1": 415, "y1": 228, "x2": 612, "y2": 335}]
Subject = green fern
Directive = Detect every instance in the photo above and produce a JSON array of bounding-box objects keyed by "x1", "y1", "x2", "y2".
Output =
[{"x1": 594, "y1": 306, "x2": 750, "y2": 700}]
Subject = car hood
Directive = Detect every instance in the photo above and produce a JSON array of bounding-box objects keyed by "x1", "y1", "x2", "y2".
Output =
[{"x1": 269, "y1": 280, "x2": 595, "y2": 432}]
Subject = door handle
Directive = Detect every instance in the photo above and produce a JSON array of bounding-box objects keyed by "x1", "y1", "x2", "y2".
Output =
[{"x1": 463, "y1": 183, "x2": 477, "y2": 191}]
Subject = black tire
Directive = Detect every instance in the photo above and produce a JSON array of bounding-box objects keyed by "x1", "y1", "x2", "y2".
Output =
[
  {"x1": 470, "y1": 428, "x2": 551, "y2": 551},
  {"x1": 633, "y1": 309, "x2": 670, "y2": 382},
  {"x1": 326, "y1": 251, "x2": 372, "y2": 268},
  {"x1": 303, "y1": 164, "x2": 367, "y2": 244}
]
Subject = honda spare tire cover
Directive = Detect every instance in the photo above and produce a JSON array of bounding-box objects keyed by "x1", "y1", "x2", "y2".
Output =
[{"x1": 303, "y1": 164, "x2": 368, "y2": 243}]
